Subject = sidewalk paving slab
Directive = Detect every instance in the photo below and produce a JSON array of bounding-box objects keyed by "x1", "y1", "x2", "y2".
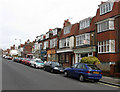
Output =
[{"x1": 100, "y1": 76, "x2": 120, "y2": 87}]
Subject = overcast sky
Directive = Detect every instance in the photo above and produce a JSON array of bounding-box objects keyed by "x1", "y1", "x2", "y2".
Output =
[{"x1": 0, "y1": 0, "x2": 107, "y2": 50}]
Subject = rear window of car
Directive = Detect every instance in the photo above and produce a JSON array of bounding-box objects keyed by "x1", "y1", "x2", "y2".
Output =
[
  {"x1": 87, "y1": 65, "x2": 100, "y2": 70},
  {"x1": 36, "y1": 60, "x2": 43, "y2": 63},
  {"x1": 52, "y1": 62, "x2": 60, "y2": 66}
]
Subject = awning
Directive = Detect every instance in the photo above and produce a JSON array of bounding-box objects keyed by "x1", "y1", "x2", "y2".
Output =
[
  {"x1": 57, "y1": 48, "x2": 73, "y2": 53},
  {"x1": 74, "y1": 47, "x2": 96, "y2": 54}
]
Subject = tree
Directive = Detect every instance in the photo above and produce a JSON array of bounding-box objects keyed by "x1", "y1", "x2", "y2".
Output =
[{"x1": 80, "y1": 56, "x2": 101, "y2": 64}]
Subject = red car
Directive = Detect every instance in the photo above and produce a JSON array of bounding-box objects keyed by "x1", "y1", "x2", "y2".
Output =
[
  {"x1": 24, "y1": 58, "x2": 32, "y2": 66},
  {"x1": 21, "y1": 58, "x2": 27, "y2": 64}
]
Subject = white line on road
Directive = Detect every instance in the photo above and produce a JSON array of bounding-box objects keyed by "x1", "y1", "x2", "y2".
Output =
[{"x1": 98, "y1": 82, "x2": 120, "y2": 89}]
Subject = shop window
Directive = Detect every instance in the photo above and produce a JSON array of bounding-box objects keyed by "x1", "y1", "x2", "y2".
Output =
[{"x1": 65, "y1": 54, "x2": 69, "y2": 63}]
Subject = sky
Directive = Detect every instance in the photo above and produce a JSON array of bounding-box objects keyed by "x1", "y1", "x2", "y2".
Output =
[{"x1": 0, "y1": 0, "x2": 107, "y2": 50}]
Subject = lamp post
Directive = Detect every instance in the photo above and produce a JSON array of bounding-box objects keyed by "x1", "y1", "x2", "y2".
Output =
[{"x1": 15, "y1": 38, "x2": 22, "y2": 57}]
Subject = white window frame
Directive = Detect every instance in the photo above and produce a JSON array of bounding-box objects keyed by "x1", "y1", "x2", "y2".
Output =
[
  {"x1": 50, "y1": 38, "x2": 57, "y2": 48},
  {"x1": 53, "y1": 29, "x2": 57, "y2": 36},
  {"x1": 98, "y1": 40, "x2": 115, "y2": 53},
  {"x1": 76, "y1": 33, "x2": 90, "y2": 46},
  {"x1": 40, "y1": 43, "x2": 42, "y2": 50},
  {"x1": 100, "y1": 2, "x2": 114, "y2": 15},
  {"x1": 80, "y1": 18, "x2": 91, "y2": 30},
  {"x1": 64, "y1": 25, "x2": 71, "y2": 34},
  {"x1": 59, "y1": 38, "x2": 70, "y2": 48},
  {"x1": 97, "y1": 18, "x2": 114, "y2": 33},
  {"x1": 46, "y1": 33, "x2": 49, "y2": 39}
]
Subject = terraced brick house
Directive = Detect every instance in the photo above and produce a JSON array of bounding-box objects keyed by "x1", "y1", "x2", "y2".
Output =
[
  {"x1": 47, "y1": 28, "x2": 61, "y2": 62},
  {"x1": 74, "y1": 17, "x2": 96, "y2": 63},
  {"x1": 56, "y1": 19, "x2": 79, "y2": 67},
  {"x1": 95, "y1": 0, "x2": 120, "y2": 66}
]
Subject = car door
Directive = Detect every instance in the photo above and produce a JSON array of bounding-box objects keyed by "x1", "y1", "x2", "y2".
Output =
[
  {"x1": 74, "y1": 64, "x2": 87, "y2": 78},
  {"x1": 45, "y1": 61, "x2": 51, "y2": 71},
  {"x1": 68, "y1": 64, "x2": 78, "y2": 77}
]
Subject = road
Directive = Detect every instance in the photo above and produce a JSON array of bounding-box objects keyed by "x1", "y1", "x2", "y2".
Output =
[{"x1": 2, "y1": 57, "x2": 119, "y2": 90}]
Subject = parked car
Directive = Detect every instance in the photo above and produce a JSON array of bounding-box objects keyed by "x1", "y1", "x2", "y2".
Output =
[
  {"x1": 5, "y1": 56, "x2": 12, "y2": 60},
  {"x1": 44, "y1": 61, "x2": 64, "y2": 73},
  {"x1": 13, "y1": 57, "x2": 19, "y2": 62},
  {"x1": 26, "y1": 59, "x2": 33, "y2": 66},
  {"x1": 21, "y1": 58, "x2": 27, "y2": 64},
  {"x1": 18, "y1": 58, "x2": 24, "y2": 63},
  {"x1": 64, "y1": 63, "x2": 102, "y2": 82},
  {"x1": 30, "y1": 59, "x2": 44, "y2": 68},
  {"x1": 24, "y1": 58, "x2": 31, "y2": 65},
  {"x1": 8, "y1": 56, "x2": 13, "y2": 60}
]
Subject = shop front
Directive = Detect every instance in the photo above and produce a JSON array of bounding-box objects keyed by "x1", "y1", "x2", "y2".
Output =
[
  {"x1": 47, "y1": 49, "x2": 58, "y2": 62},
  {"x1": 74, "y1": 47, "x2": 96, "y2": 63},
  {"x1": 57, "y1": 48, "x2": 74, "y2": 67},
  {"x1": 40, "y1": 50, "x2": 47, "y2": 62}
]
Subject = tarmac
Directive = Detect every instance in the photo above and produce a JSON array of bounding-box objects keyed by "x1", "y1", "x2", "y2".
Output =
[{"x1": 100, "y1": 76, "x2": 120, "y2": 87}]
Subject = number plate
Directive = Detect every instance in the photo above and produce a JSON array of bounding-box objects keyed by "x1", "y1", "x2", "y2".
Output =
[{"x1": 93, "y1": 72, "x2": 99, "y2": 74}]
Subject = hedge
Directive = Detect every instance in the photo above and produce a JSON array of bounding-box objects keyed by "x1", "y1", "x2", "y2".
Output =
[{"x1": 80, "y1": 56, "x2": 101, "y2": 64}]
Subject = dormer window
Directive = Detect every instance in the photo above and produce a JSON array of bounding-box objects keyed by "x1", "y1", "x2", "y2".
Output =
[
  {"x1": 46, "y1": 33, "x2": 49, "y2": 39},
  {"x1": 64, "y1": 25, "x2": 71, "y2": 34},
  {"x1": 53, "y1": 29, "x2": 57, "y2": 36},
  {"x1": 100, "y1": 2, "x2": 114, "y2": 15},
  {"x1": 79, "y1": 18, "x2": 91, "y2": 30}
]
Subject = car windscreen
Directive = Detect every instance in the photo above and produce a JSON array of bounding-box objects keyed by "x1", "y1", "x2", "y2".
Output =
[
  {"x1": 87, "y1": 65, "x2": 100, "y2": 70},
  {"x1": 35, "y1": 60, "x2": 43, "y2": 63}
]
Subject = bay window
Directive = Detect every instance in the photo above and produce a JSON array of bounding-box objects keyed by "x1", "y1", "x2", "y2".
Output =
[
  {"x1": 97, "y1": 18, "x2": 114, "y2": 33},
  {"x1": 59, "y1": 38, "x2": 70, "y2": 48},
  {"x1": 76, "y1": 33, "x2": 90, "y2": 46},
  {"x1": 43, "y1": 41, "x2": 48, "y2": 49},
  {"x1": 50, "y1": 38, "x2": 57, "y2": 48}
]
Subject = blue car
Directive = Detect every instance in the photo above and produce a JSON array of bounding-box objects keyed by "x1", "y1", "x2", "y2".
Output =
[{"x1": 64, "y1": 63, "x2": 102, "y2": 82}]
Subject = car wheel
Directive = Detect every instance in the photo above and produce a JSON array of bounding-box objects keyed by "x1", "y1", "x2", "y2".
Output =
[
  {"x1": 29, "y1": 63, "x2": 31, "y2": 66},
  {"x1": 79, "y1": 75, "x2": 85, "y2": 82},
  {"x1": 34, "y1": 64, "x2": 36, "y2": 68},
  {"x1": 44, "y1": 67, "x2": 46, "y2": 71},
  {"x1": 64, "y1": 71, "x2": 68, "y2": 77},
  {"x1": 94, "y1": 79, "x2": 99, "y2": 82},
  {"x1": 51, "y1": 69, "x2": 54, "y2": 73}
]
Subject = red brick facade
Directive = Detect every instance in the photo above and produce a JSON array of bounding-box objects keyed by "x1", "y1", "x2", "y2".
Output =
[{"x1": 95, "y1": 1, "x2": 120, "y2": 64}]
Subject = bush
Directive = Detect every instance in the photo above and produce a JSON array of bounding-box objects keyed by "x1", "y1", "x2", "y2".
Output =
[{"x1": 80, "y1": 56, "x2": 101, "y2": 64}]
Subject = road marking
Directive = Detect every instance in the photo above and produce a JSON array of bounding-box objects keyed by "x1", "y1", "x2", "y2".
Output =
[{"x1": 98, "y1": 82, "x2": 120, "y2": 88}]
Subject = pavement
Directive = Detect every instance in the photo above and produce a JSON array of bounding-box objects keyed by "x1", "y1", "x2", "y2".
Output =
[{"x1": 100, "y1": 76, "x2": 120, "y2": 87}]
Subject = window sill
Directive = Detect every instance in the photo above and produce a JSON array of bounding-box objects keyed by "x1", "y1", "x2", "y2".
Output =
[
  {"x1": 98, "y1": 52, "x2": 116, "y2": 54},
  {"x1": 97, "y1": 29, "x2": 115, "y2": 34}
]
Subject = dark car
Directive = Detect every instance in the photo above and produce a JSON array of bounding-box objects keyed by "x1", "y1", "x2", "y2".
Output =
[
  {"x1": 64, "y1": 63, "x2": 102, "y2": 82},
  {"x1": 44, "y1": 61, "x2": 64, "y2": 73}
]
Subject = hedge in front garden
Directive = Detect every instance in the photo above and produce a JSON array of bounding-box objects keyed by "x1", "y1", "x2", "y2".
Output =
[{"x1": 80, "y1": 56, "x2": 101, "y2": 64}]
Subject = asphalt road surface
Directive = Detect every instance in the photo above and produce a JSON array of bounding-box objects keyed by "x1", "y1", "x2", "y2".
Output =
[{"x1": 2, "y1": 57, "x2": 119, "y2": 90}]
